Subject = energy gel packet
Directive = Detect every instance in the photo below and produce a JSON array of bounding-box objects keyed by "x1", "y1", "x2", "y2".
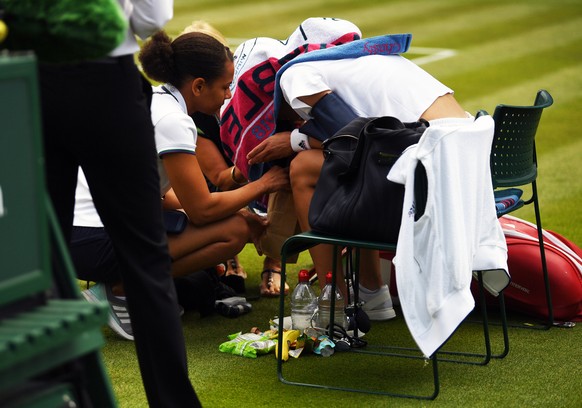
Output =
[{"x1": 219, "y1": 331, "x2": 276, "y2": 358}]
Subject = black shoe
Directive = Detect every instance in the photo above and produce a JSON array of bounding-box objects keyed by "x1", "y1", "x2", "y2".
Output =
[{"x1": 215, "y1": 297, "x2": 252, "y2": 318}]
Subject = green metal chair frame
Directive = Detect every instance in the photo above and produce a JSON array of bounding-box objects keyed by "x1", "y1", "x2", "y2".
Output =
[
  {"x1": 489, "y1": 89, "x2": 573, "y2": 329},
  {"x1": 276, "y1": 230, "x2": 509, "y2": 397},
  {"x1": 277, "y1": 233, "x2": 440, "y2": 400}
]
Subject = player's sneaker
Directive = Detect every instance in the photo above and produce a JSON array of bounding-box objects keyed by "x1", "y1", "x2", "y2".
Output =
[
  {"x1": 82, "y1": 283, "x2": 134, "y2": 341},
  {"x1": 359, "y1": 284, "x2": 397, "y2": 321}
]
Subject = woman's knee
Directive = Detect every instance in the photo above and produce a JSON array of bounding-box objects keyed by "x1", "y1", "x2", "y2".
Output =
[{"x1": 225, "y1": 215, "x2": 253, "y2": 244}]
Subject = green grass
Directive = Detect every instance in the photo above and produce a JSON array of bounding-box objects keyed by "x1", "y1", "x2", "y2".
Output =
[{"x1": 98, "y1": 0, "x2": 582, "y2": 406}]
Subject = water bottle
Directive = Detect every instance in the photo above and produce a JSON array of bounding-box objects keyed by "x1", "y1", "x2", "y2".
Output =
[
  {"x1": 317, "y1": 271, "x2": 347, "y2": 330},
  {"x1": 290, "y1": 269, "x2": 317, "y2": 332}
]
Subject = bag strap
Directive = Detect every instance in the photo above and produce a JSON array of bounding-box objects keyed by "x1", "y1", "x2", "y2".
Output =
[
  {"x1": 322, "y1": 133, "x2": 359, "y2": 149},
  {"x1": 349, "y1": 116, "x2": 419, "y2": 173},
  {"x1": 322, "y1": 117, "x2": 372, "y2": 177},
  {"x1": 322, "y1": 116, "x2": 428, "y2": 177}
]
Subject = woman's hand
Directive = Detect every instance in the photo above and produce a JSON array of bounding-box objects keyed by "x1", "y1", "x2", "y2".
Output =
[
  {"x1": 257, "y1": 165, "x2": 290, "y2": 194},
  {"x1": 247, "y1": 131, "x2": 293, "y2": 165}
]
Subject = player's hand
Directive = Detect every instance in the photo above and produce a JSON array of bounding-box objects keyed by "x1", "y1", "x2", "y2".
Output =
[{"x1": 247, "y1": 131, "x2": 293, "y2": 165}]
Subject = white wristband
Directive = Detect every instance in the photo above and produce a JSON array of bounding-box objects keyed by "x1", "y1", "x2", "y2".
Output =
[{"x1": 290, "y1": 129, "x2": 311, "y2": 152}]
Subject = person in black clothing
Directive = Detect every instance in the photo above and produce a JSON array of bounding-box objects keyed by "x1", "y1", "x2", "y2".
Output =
[{"x1": 38, "y1": 1, "x2": 201, "y2": 406}]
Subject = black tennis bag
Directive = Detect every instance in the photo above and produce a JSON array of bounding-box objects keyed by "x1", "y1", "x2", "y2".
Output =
[{"x1": 308, "y1": 116, "x2": 426, "y2": 243}]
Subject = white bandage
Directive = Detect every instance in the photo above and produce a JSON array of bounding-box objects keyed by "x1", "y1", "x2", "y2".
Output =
[{"x1": 290, "y1": 129, "x2": 311, "y2": 152}]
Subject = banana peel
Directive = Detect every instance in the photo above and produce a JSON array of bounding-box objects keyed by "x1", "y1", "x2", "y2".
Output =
[{"x1": 275, "y1": 329, "x2": 300, "y2": 361}]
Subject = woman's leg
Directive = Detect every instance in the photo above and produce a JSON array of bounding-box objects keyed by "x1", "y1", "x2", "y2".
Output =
[
  {"x1": 168, "y1": 212, "x2": 254, "y2": 277},
  {"x1": 289, "y1": 150, "x2": 347, "y2": 293},
  {"x1": 70, "y1": 226, "x2": 122, "y2": 286}
]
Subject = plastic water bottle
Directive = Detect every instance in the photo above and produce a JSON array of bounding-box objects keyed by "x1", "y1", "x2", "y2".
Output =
[
  {"x1": 290, "y1": 269, "x2": 317, "y2": 332},
  {"x1": 317, "y1": 271, "x2": 347, "y2": 330}
]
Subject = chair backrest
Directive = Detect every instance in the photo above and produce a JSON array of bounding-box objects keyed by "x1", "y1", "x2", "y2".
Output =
[{"x1": 490, "y1": 89, "x2": 553, "y2": 188}]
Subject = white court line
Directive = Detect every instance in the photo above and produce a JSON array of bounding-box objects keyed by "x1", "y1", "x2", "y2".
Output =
[{"x1": 409, "y1": 47, "x2": 458, "y2": 65}]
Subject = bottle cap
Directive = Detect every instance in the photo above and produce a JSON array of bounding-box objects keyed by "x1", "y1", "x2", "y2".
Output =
[
  {"x1": 298, "y1": 269, "x2": 310, "y2": 282},
  {"x1": 325, "y1": 271, "x2": 333, "y2": 284}
]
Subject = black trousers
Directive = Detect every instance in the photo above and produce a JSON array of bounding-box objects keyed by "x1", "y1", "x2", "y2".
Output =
[
  {"x1": 71, "y1": 226, "x2": 122, "y2": 285},
  {"x1": 39, "y1": 56, "x2": 201, "y2": 407}
]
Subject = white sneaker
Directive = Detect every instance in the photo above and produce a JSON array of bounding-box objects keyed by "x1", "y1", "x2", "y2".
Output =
[{"x1": 359, "y1": 284, "x2": 396, "y2": 321}]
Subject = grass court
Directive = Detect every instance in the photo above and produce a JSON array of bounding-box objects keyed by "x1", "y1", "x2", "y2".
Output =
[{"x1": 102, "y1": 1, "x2": 582, "y2": 406}]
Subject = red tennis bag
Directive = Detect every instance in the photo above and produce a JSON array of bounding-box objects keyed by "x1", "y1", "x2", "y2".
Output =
[
  {"x1": 492, "y1": 215, "x2": 582, "y2": 321},
  {"x1": 380, "y1": 215, "x2": 582, "y2": 322}
]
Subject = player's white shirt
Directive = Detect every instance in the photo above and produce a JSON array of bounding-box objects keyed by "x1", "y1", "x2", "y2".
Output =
[{"x1": 280, "y1": 54, "x2": 452, "y2": 121}]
